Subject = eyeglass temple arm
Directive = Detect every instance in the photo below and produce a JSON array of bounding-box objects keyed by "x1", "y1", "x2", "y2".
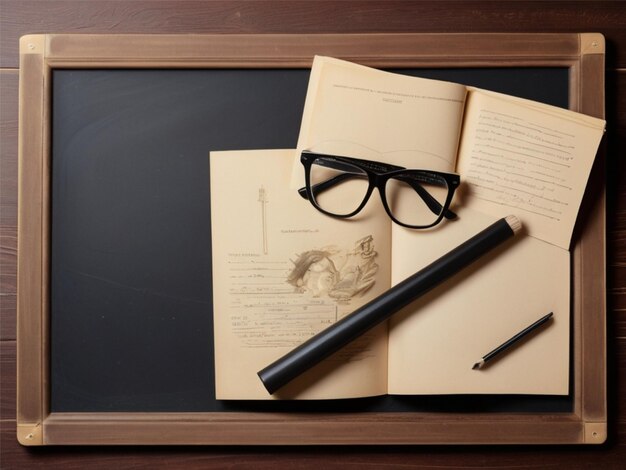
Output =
[
  {"x1": 297, "y1": 173, "x2": 457, "y2": 220},
  {"x1": 297, "y1": 172, "x2": 358, "y2": 200}
]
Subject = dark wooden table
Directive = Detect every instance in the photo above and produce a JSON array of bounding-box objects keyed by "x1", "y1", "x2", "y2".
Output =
[{"x1": 1, "y1": 1, "x2": 625, "y2": 468}]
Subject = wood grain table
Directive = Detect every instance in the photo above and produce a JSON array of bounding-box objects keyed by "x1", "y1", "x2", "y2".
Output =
[{"x1": 1, "y1": 1, "x2": 625, "y2": 468}]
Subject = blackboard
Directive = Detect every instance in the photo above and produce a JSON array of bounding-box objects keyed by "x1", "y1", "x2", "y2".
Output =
[
  {"x1": 50, "y1": 67, "x2": 570, "y2": 413},
  {"x1": 18, "y1": 33, "x2": 606, "y2": 445}
]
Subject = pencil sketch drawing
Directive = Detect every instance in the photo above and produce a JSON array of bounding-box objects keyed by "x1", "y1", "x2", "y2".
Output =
[
  {"x1": 287, "y1": 235, "x2": 379, "y2": 301},
  {"x1": 258, "y1": 185, "x2": 269, "y2": 254}
]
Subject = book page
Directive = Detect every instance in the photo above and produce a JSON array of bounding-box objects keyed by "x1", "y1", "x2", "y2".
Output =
[
  {"x1": 388, "y1": 208, "x2": 569, "y2": 395},
  {"x1": 291, "y1": 56, "x2": 468, "y2": 186},
  {"x1": 456, "y1": 89, "x2": 605, "y2": 249},
  {"x1": 211, "y1": 149, "x2": 391, "y2": 399}
]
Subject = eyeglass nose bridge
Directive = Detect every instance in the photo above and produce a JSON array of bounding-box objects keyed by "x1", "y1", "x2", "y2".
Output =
[
  {"x1": 348, "y1": 177, "x2": 378, "y2": 217},
  {"x1": 371, "y1": 174, "x2": 399, "y2": 222},
  {"x1": 373, "y1": 171, "x2": 457, "y2": 226},
  {"x1": 363, "y1": 172, "x2": 411, "y2": 224}
]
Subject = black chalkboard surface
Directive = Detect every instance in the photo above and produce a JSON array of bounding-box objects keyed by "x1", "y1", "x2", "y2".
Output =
[{"x1": 51, "y1": 67, "x2": 569, "y2": 413}]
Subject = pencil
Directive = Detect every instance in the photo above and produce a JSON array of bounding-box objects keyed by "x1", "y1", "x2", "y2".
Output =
[
  {"x1": 472, "y1": 312, "x2": 554, "y2": 370},
  {"x1": 258, "y1": 215, "x2": 522, "y2": 395}
]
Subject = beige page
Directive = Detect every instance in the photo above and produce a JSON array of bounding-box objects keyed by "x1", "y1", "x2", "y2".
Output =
[
  {"x1": 291, "y1": 55, "x2": 468, "y2": 186},
  {"x1": 211, "y1": 149, "x2": 392, "y2": 399},
  {"x1": 388, "y1": 207, "x2": 569, "y2": 395},
  {"x1": 456, "y1": 89, "x2": 605, "y2": 249}
]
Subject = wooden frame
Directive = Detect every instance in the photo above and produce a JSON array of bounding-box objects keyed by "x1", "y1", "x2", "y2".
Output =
[{"x1": 17, "y1": 33, "x2": 606, "y2": 445}]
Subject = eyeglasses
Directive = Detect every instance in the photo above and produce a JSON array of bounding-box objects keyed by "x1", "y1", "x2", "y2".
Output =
[{"x1": 298, "y1": 151, "x2": 460, "y2": 229}]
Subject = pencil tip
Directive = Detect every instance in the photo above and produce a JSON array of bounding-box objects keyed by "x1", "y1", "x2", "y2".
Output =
[{"x1": 472, "y1": 360, "x2": 484, "y2": 370}]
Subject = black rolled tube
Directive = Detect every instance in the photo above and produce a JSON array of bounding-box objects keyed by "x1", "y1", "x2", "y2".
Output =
[{"x1": 258, "y1": 215, "x2": 521, "y2": 394}]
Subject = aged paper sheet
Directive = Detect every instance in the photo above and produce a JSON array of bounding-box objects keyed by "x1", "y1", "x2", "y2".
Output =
[
  {"x1": 388, "y1": 207, "x2": 569, "y2": 395},
  {"x1": 211, "y1": 149, "x2": 391, "y2": 399},
  {"x1": 292, "y1": 55, "x2": 467, "y2": 186},
  {"x1": 457, "y1": 89, "x2": 605, "y2": 249}
]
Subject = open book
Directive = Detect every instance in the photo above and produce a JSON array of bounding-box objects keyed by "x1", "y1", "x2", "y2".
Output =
[
  {"x1": 291, "y1": 56, "x2": 605, "y2": 249},
  {"x1": 211, "y1": 149, "x2": 569, "y2": 399}
]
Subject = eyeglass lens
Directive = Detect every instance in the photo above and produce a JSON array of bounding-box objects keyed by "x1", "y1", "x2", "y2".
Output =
[
  {"x1": 309, "y1": 157, "x2": 369, "y2": 216},
  {"x1": 384, "y1": 174, "x2": 449, "y2": 226}
]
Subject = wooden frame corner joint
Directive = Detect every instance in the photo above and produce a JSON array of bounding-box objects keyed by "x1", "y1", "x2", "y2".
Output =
[
  {"x1": 580, "y1": 33, "x2": 605, "y2": 56},
  {"x1": 17, "y1": 422, "x2": 43, "y2": 446},
  {"x1": 19, "y1": 34, "x2": 46, "y2": 56},
  {"x1": 583, "y1": 421, "x2": 607, "y2": 444}
]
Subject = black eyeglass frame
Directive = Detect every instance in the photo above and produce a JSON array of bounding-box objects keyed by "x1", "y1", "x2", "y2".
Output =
[{"x1": 299, "y1": 151, "x2": 461, "y2": 229}]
